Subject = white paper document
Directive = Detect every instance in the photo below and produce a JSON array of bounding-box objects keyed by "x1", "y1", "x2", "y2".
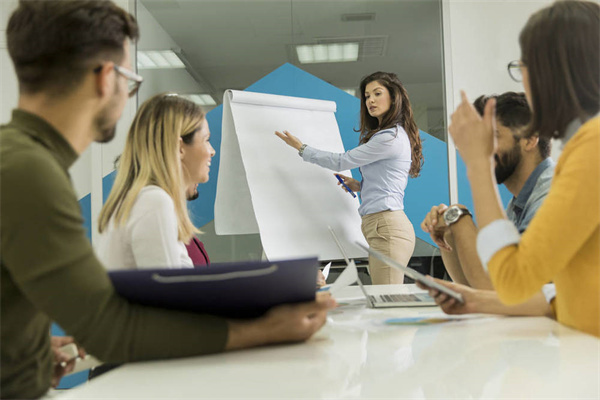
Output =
[
  {"x1": 215, "y1": 90, "x2": 368, "y2": 260},
  {"x1": 326, "y1": 260, "x2": 359, "y2": 297},
  {"x1": 322, "y1": 262, "x2": 331, "y2": 280}
]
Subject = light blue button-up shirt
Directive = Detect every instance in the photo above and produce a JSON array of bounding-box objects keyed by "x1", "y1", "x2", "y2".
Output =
[
  {"x1": 506, "y1": 157, "x2": 555, "y2": 233},
  {"x1": 302, "y1": 124, "x2": 411, "y2": 216}
]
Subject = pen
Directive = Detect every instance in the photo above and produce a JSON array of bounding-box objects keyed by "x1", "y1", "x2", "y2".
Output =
[{"x1": 335, "y1": 174, "x2": 357, "y2": 198}]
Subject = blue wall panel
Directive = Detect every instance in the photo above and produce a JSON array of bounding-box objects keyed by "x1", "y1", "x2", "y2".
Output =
[
  {"x1": 103, "y1": 170, "x2": 117, "y2": 204},
  {"x1": 79, "y1": 194, "x2": 92, "y2": 243},
  {"x1": 403, "y1": 132, "x2": 449, "y2": 245}
]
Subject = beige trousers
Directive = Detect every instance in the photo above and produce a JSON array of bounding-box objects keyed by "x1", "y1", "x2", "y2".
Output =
[{"x1": 361, "y1": 210, "x2": 415, "y2": 285}]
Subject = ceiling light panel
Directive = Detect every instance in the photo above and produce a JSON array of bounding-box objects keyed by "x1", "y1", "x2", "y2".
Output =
[
  {"x1": 186, "y1": 94, "x2": 217, "y2": 106},
  {"x1": 316, "y1": 36, "x2": 388, "y2": 58},
  {"x1": 137, "y1": 50, "x2": 185, "y2": 69},
  {"x1": 295, "y1": 43, "x2": 360, "y2": 64}
]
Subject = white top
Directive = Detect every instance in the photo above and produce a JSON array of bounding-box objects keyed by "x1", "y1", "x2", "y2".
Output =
[
  {"x1": 477, "y1": 221, "x2": 555, "y2": 303},
  {"x1": 97, "y1": 185, "x2": 193, "y2": 270}
]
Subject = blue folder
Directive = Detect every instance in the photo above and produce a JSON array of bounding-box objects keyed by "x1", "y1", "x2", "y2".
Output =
[{"x1": 109, "y1": 257, "x2": 318, "y2": 318}]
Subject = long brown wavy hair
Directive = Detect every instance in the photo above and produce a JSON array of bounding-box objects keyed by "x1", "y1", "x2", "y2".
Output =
[{"x1": 358, "y1": 71, "x2": 423, "y2": 177}]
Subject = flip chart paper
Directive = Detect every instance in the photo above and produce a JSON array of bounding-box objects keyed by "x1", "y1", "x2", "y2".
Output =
[{"x1": 216, "y1": 90, "x2": 367, "y2": 260}]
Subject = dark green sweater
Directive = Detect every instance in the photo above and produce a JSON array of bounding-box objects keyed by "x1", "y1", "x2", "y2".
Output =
[{"x1": 0, "y1": 110, "x2": 228, "y2": 399}]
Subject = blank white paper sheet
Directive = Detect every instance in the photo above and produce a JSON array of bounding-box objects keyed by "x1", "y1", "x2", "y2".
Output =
[{"x1": 215, "y1": 90, "x2": 367, "y2": 261}]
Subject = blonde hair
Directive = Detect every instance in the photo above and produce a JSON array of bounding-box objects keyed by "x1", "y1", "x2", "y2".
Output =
[{"x1": 98, "y1": 93, "x2": 205, "y2": 243}]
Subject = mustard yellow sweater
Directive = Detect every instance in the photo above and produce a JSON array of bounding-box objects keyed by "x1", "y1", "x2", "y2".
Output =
[{"x1": 489, "y1": 117, "x2": 600, "y2": 337}]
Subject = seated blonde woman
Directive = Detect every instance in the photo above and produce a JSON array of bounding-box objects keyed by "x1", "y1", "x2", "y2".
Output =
[{"x1": 97, "y1": 93, "x2": 215, "y2": 270}]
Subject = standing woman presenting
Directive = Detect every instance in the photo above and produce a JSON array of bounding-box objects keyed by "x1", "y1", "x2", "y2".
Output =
[{"x1": 276, "y1": 72, "x2": 423, "y2": 284}]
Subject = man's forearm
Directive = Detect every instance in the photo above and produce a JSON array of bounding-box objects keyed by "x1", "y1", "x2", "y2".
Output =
[
  {"x1": 225, "y1": 319, "x2": 267, "y2": 351},
  {"x1": 439, "y1": 233, "x2": 469, "y2": 285},
  {"x1": 449, "y1": 216, "x2": 494, "y2": 290}
]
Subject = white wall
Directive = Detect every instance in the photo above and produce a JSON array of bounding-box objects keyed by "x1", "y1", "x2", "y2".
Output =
[
  {"x1": 0, "y1": 0, "x2": 137, "y2": 246},
  {"x1": 92, "y1": 0, "x2": 138, "y2": 245},
  {"x1": 0, "y1": 0, "x2": 18, "y2": 123},
  {"x1": 442, "y1": 0, "x2": 553, "y2": 203},
  {"x1": 137, "y1": 1, "x2": 178, "y2": 51},
  {"x1": 136, "y1": 2, "x2": 205, "y2": 104}
]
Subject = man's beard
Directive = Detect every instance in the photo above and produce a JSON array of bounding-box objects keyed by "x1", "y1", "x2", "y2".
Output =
[
  {"x1": 94, "y1": 82, "x2": 120, "y2": 143},
  {"x1": 95, "y1": 124, "x2": 117, "y2": 143},
  {"x1": 494, "y1": 143, "x2": 521, "y2": 184}
]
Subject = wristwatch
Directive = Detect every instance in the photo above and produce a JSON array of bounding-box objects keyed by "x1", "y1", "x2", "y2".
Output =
[
  {"x1": 298, "y1": 143, "x2": 307, "y2": 156},
  {"x1": 443, "y1": 205, "x2": 472, "y2": 226}
]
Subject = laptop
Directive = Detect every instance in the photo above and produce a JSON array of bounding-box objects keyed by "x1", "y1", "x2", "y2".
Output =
[
  {"x1": 356, "y1": 242, "x2": 464, "y2": 305},
  {"x1": 328, "y1": 227, "x2": 437, "y2": 308}
]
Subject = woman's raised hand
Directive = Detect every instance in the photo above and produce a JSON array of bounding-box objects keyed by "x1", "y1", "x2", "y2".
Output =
[
  {"x1": 275, "y1": 130, "x2": 303, "y2": 151},
  {"x1": 448, "y1": 91, "x2": 497, "y2": 166}
]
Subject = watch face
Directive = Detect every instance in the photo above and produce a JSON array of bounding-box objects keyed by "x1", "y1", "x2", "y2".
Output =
[{"x1": 444, "y1": 207, "x2": 460, "y2": 224}]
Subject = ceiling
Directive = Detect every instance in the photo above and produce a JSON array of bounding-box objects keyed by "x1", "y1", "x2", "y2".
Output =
[{"x1": 138, "y1": 0, "x2": 445, "y2": 131}]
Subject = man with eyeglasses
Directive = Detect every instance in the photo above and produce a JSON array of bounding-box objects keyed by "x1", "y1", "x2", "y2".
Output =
[
  {"x1": 420, "y1": 92, "x2": 556, "y2": 316},
  {"x1": 0, "y1": 2, "x2": 334, "y2": 399}
]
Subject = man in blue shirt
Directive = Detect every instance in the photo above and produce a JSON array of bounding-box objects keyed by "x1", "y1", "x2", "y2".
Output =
[{"x1": 422, "y1": 92, "x2": 554, "y2": 291}]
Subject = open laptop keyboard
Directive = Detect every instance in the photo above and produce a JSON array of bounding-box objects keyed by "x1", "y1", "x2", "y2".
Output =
[{"x1": 371, "y1": 293, "x2": 430, "y2": 303}]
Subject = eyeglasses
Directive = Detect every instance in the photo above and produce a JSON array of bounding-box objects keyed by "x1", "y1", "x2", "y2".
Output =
[
  {"x1": 507, "y1": 60, "x2": 525, "y2": 83},
  {"x1": 93, "y1": 64, "x2": 143, "y2": 97}
]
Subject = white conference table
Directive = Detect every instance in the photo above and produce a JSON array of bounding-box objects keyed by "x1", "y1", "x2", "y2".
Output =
[{"x1": 61, "y1": 284, "x2": 599, "y2": 399}]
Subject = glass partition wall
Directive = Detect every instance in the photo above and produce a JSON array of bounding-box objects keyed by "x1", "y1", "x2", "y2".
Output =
[{"x1": 135, "y1": 0, "x2": 446, "y2": 273}]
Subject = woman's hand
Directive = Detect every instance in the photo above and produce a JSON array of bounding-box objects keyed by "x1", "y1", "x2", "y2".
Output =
[
  {"x1": 448, "y1": 91, "x2": 497, "y2": 166},
  {"x1": 275, "y1": 130, "x2": 303, "y2": 151},
  {"x1": 335, "y1": 173, "x2": 361, "y2": 192},
  {"x1": 416, "y1": 277, "x2": 482, "y2": 315},
  {"x1": 449, "y1": 92, "x2": 504, "y2": 229}
]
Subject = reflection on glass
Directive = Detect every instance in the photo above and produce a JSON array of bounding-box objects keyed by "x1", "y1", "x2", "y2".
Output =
[{"x1": 136, "y1": 0, "x2": 445, "y2": 261}]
